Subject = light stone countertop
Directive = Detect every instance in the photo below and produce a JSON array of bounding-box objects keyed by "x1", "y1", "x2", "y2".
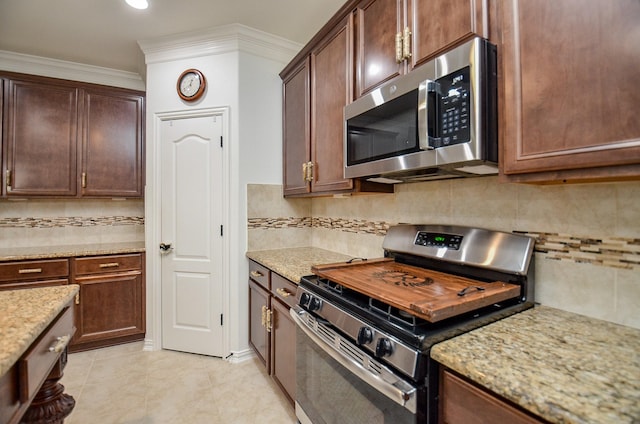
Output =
[
  {"x1": 0, "y1": 284, "x2": 79, "y2": 377},
  {"x1": 246, "y1": 247, "x2": 355, "y2": 283},
  {"x1": 431, "y1": 305, "x2": 640, "y2": 424},
  {"x1": 0, "y1": 242, "x2": 145, "y2": 262}
]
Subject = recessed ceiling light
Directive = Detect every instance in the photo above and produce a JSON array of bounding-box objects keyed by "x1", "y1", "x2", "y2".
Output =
[{"x1": 125, "y1": 0, "x2": 148, "y2": 9}]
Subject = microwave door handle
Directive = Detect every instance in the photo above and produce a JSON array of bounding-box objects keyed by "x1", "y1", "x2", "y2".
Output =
[{"x1": 418, "y1": 80, "x2": 440, "y2": 150}]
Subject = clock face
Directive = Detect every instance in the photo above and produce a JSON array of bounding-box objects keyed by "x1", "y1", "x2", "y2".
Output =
[{"x1": 177, "y1": 69, "x2": 206, "y2": 101}]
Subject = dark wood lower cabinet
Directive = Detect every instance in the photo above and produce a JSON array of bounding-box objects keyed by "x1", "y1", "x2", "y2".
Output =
[
  {"x1": 70, "y1": 253, "x2": 146, "y2": 352},
  {"x1": 270, "y1": 298, "x2": 296, "y2": 401},
  {"x1": 248, "y1": 260, "x2": 297, "y2": 405},
  {"x1": 0, "y1": 299, "x2": 76, "y2": 424},
  {"x1": 249, "y1": 279, "x2": 270, "y2": 369},
  {"x1": 439, "y1": 368, "x2": 545, "y2": 424}
]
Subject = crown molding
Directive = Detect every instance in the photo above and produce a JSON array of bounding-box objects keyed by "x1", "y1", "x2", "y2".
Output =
[
  {"x1": 138, "y1": 23, "x2": 302, "y2": 66},
  {"x1": 0, "y1": 50, "x2": 145, "y2": 91}
]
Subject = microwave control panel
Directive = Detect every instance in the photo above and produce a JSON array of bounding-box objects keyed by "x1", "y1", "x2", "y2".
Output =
[{"x1": 431, "y1": 66, "x2": 471, "y2": 149}]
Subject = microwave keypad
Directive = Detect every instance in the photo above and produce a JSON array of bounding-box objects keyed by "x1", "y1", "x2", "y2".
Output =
[{"x1": 434, "y1": 67, "x2": 471, "y2": 148}]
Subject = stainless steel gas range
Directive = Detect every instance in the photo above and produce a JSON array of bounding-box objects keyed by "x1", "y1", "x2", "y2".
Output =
[{"x1": 290, "y1": 224, "x2": 535, "y2": 424}]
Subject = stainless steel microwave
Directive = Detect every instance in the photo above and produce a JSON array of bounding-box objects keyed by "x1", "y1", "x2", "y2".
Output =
[{"x1": 344, "y1": 37, "x2": 498, "y2": 183}]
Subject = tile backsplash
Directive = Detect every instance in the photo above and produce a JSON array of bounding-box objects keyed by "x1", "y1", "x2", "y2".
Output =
[
  {"x1": 247, "y1": 179, "x2": 640, "y2": 329},
  {"x1": 0, "y1": 199, "x2": 145, "y2": 247}
]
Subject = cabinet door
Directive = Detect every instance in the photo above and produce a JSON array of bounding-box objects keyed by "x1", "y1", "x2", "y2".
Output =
[
  {"x1": 249, "y1": 279, "x2": 270, "y2": 371},
  {"x1": 354, "y1": 0, "x2": 404, "y2": 97},
  {"x1": 4, "y1": 78, "x2": 78, "y2": 196},
  {"x1": 408, "y1": 0, "x2": 485, "y2": 69},
  {"x1": 500, "y1": 0, "x2": 640, "y2": 180},
  {"x1": 282, "y1": 59, "x2": 311, "y2": 196},
  {"x1": 73, "y1": 271, "x2": 144, "y2": 347},
  {"x1": 270, "y1": 298, "x2": 296, "y2": 405},
  {"x1": 310, "y1": 16, "x2": 354, "y2": 193},
  {"x1": 81, "y1": 89, "x2": 144, "y2": 197}
]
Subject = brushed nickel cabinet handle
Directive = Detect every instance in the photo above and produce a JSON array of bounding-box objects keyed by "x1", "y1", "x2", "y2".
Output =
[
  {"x1": 261, "y1": 305, "x2": 267, "y2": 327},
  {"x1": 18, "y1": 268, "x2": 43, "y2": 274},
  {"x1": 5, "y1": 170, "x2": 11, "y2": 188},
  {"x1": 99, "y1": 262, "x2": 120, "y2": 268},
  {"x1": 276, "y1": 288, "x2": 292, "y2": 298},
  {"x1": 402, "y1": 27, "x2": 412, "y2": 60},
  {"x1": 395, "y1": 31, "x2": 403, "y2": 63},
  {"x1": 266, "y1": 308, "x2": 273, "y2": 332},
  {"x1": 48, "y1": 335, "x2": 71, "y2": 353},
  {"x1": 81, "y1": 172, "x2": 87, "y2": 188},
  {"x1": 307, "y1": 161, "x2": 314, "y2": 182},
  {"x1": 250, "y1": 270, "x2": 263, "y2": 278}
]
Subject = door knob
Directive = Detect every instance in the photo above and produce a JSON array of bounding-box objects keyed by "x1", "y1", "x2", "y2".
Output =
[{"x1": 159, "y1": 242, "x2": 173, "y2": 253}]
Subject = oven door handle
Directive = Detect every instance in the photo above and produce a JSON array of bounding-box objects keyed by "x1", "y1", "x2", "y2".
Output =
[{"x1": 291, "y1": 307, "x2": 418, "y2": 413}]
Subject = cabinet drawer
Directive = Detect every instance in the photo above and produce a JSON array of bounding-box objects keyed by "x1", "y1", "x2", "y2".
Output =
[
  {"x1": 20, "y1": 303, "x2": 74, "y2": 403},
  {"x1": 272, "y1": 273, "x2": 297, "y2": 308},
  {"x1": 73, "y1": 254, "x2": 142, "y2": 276},
  {"x1": 0, "y1": 259, "x2": 69, "y2": 282},
  {"x1": 249, "y1": 261, "x2": 270, "y2": 290}
]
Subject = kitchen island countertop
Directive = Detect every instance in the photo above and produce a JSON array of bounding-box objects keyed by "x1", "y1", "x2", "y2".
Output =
[
  {"x1": 0, "y1": 241, "x2": 145, "y2": 262},
  {"x1": 246, "y1": 247, "x2": 354, "y2": 283},
  {"x1": 431, "y1": 305, "x2": 640, "y2": 424},
  {"x1": 0, "y1": 285, "x2": 79, "y2": 377}
]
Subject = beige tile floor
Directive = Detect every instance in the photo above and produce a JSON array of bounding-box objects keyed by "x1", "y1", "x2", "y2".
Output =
[{"x1": 61, "y1": 342, "x2": 297, "y2": 423}]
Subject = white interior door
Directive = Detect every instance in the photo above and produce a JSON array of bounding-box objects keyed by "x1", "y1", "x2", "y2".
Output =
[{"x1": 160, "y1": 114, "x2": 224, "y2": 357}]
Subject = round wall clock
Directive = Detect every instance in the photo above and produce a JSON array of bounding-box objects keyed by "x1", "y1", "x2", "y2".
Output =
[{"x1": 177, "y1": 69, "x2": 206, "y2": 101}]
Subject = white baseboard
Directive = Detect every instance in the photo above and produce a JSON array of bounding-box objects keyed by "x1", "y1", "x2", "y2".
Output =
[{"x1": 226, "y1": 348, "x2": 256, "y2": 363}]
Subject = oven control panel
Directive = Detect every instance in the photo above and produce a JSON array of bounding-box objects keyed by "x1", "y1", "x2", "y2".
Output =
[{"x1": 414, "y1": 232, "x2": 462, "y2": 250}]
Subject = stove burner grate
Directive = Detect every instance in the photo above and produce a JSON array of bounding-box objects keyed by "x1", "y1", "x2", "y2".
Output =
[{"x1": 369, "y1": 298, "x2": 428, "y2": 328}]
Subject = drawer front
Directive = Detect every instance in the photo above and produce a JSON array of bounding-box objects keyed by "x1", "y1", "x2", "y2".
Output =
[
  {"x1": 271, "y1": 273, "x2": 297, "y2": 308},
  {"x1": 20, "y1": 303, "x2": 74, "y2": 403},
  {"x1": 0, "y1": 259, "x2": 69, "y2": 282},
  {"x1": 73, "y1": 253, "x2": 142, "y2": 275},
  {"x1": 249, "y1": 260, "x2": 270, "y2": 290},
  {"x1": 0, "y1": 278, "x2": 69, "y2": 290}
]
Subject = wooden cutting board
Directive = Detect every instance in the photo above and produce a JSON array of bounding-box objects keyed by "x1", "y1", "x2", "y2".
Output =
[{"x1": 312, "y1": 258, "x2": 521, "y2": 323}]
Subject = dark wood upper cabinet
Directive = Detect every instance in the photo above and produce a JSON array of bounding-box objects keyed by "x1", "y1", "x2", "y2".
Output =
[
  {"x1": 408, "y1": 0, "x2": 486, "y2": 69},
  {"x1": 498, "y1": 0, "x2": 640, "y2": 182},
  {"x1": 310, "y1": 15, "x2": 354, "y2": 193},
  {"x1": 1, "y1": 72, "x2": 145, "y2": 198},
  {"x1": 281, "y1": 15, "x2": 392, "y2": 197},
  {"x1": 354, "y1": 0, "x2": 486, "y2": 97},
  {"x1": 354, "y1": 0, "x2": 404, "y2": 96},
  {"x1": 3, "y1": 78, "x2": 79, "y2": 197},
  {"x1": 282, "y1": 59, "x2": 311, "y2": 196},
  {"x1": 82, "y1": 88, "x2": 144, "y2": 197}
]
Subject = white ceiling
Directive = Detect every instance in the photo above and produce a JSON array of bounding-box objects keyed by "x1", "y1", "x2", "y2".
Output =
[{"x1": 0, "y1": 0, "x2": 346, "y2": 76}]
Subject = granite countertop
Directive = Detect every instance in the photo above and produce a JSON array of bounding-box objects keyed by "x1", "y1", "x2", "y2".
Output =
[
  {"x1": 246, "y1": 247, "x2": 354, "y2": 283},
  {"x1": 0, "y1": 241, "x2": 145, "y2": 262},
  {"x1": 431, "y1": 305, "x2": 640, "y2": 424},
  {"x1": 0, "y1": 284, "x2": 79, "y2": 377}
]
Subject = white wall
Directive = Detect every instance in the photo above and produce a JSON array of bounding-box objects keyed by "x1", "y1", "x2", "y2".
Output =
[{"x1": 141, "y1": 24, "x2": 299, "y2": 357}]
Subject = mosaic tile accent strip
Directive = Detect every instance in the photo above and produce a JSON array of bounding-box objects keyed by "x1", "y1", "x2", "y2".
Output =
[
  {"x1": 517, "y1": 232, "x2": 640, "y2": 270},
  {"x1": 312, "y1": 217, "x2": 390, "y2": 236},
  {"x1": 247, "y1": 217, "x2": 312, "y2": 229},
  {"x1": 249, "y1": 217, "x2": 640, "y2": 270},
  {"x1": 0, "y1": 216, "x2": 144, "y2": 228}
]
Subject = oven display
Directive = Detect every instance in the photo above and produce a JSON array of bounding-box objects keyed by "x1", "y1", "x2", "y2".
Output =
[{"x1": 415, "y1": 232, "x2": 462, "y2": 250}]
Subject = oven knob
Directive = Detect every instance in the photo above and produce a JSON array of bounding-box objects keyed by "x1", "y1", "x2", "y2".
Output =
[
  {"x1": 357, "y1": 327, "x2": 374, "y2": 345},
  {"x1": 375, "y1": 338, "x2": 393, "y2": 358},
  {"x1": 308, "y1": 297, "x2": 322, "y2": 312},
  {"x1": 299, "y1": 292, "x2": 311, "y2": 307}
]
